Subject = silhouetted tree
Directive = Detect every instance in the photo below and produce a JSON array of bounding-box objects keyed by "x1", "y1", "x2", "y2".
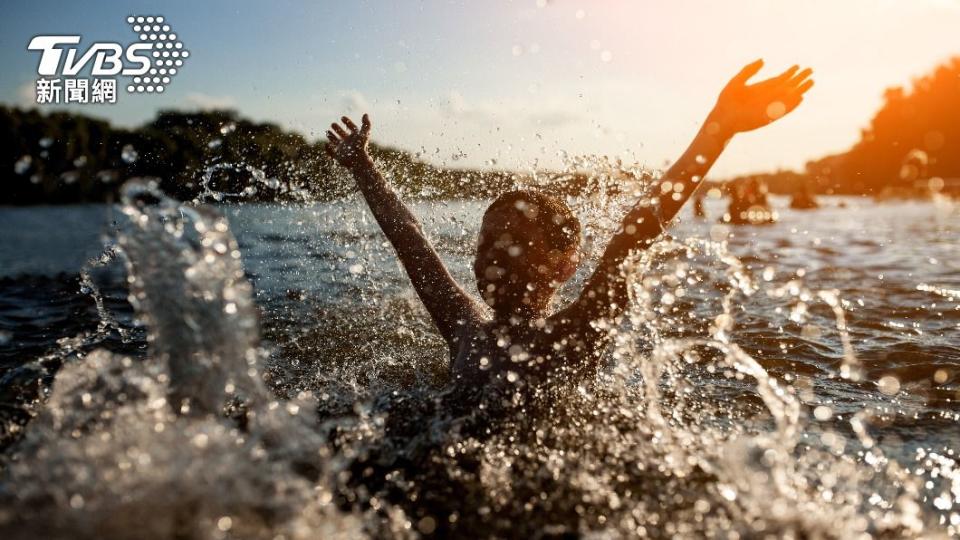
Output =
[
  {"x1": 727, "y1": 56, "x2": 960, "y2": 196},
  {"x1": 0, "y1": 107, "x2": 526, "y2": 205}
]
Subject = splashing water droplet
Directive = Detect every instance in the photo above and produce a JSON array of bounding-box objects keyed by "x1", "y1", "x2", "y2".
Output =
[
  {"x1": 766, "y1": 101, "x2": 787, "y2": 120},
  {"x1": 14, "y1": 155, "x2": 32, "y2": 175},
  {"x1": 121, "y1": 144, "x2": 139, "y2": 164},
  {"x1": 878, "y1": 375, "x2": 901, "y2": 396},
  {"x1": 813, "y1": 405, "x2": 833, "y2": 421}
]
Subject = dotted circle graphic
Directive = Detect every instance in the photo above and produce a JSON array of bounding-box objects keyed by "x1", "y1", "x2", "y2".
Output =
[{"x1": 125, "y1": 15, "x2": 188, "y2": 94}]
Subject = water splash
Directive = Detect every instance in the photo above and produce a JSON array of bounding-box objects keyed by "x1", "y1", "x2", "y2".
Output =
[
  {"x1": 1, "y1": 163, "x2": 958, "y2": 538},
  {"x1": 118, "y1": 179, "x2": 266, "y2": 415},
  {"x1": 78, "y1": 245, "x2": 125, "y2": 340},
  {"x1": 0, "y1": 180, "x2": 366, "y2": 539}
]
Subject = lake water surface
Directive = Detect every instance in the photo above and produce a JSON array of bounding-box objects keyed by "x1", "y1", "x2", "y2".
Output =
[{"x1": 0, "y1": 194, "x2": 958, "y2": 538}]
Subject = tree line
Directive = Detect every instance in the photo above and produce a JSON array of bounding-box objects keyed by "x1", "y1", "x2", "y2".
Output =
[
  {"x1": 5, "y1": 56, "x2": 958, "y2": 204},
  {"x1": 0, "y1": 107, "x2": 533, "y2": 205}
]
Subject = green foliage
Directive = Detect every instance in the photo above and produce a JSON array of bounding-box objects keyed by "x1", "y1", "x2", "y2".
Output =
[
  {"x1": 0, "y1": 107, "x2": 520, "y2": 205},
  {"x1": 9, "y1": 56, "x2": 956, "y2": 205}
]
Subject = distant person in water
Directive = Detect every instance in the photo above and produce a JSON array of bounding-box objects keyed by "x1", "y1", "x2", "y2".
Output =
[
  {"x1": 692, "y1": 195, "x2": 707, "y2": 219},
  {"x1": 324, "y1": 60, "x2": 813, "y2": 394},
  {"x1": 728, "y1": 177, "x2": 776, "y2": 225},
  {"x1": 790, "y1": 181, "x2": 820, "y2": 210}
]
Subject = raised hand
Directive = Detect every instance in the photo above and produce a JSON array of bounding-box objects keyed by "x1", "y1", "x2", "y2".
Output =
[
  {"x1": 325, "y1": 114, "x2": 372, "y2": 170},
  {"x1": 709, "y1": 60, "x2": 814, "y2": 135},
  {"x1": 322, "y1": 113, "x2": 482, "y2": 343}
]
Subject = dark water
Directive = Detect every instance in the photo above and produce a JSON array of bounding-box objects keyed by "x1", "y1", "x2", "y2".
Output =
[{"x1": 0, "y1": 193, "x2": 958, "y2": 538}]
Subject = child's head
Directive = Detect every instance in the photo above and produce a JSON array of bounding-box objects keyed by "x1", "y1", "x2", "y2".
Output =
[{"x1": 474, "y1": 190, "x2": 581, "y2": 317}]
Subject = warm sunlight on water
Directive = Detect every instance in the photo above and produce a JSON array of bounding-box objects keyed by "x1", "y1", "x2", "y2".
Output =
[
  {"x1": 2, "y1": 3, "x2": 960, "y2": 538},
  {"x1": 0, "y1": 189, "x2": 957, "y2": 538}
]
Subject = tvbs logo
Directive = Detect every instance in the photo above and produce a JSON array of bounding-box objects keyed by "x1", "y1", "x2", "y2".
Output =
[
  {"x1": 29, "y1": 36, "x2": 152, "y2": 77},
  {"x1": 28, "y1": 15, "x2": 189, "y2": 105}
]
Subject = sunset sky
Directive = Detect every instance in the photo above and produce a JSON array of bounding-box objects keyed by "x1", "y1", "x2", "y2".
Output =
[{"x1": 2, "y1": 0, "x2": 959, "y2": 177}]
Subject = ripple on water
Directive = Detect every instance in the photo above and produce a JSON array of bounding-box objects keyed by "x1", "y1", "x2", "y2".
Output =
[{"x1": 0, "y1": 190, "x2": 957, "y2": 537}]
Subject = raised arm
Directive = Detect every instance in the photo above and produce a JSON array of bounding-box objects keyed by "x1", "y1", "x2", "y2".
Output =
[
  {"x1": 657, "y1": 60, "x2": 813, "y2": 222},
  {"x1": 325, "y1": 114, "x2": 482, "y2": 344},
  {"x1": 561, "y1": 60, "x2": 814, "y2": 327}
]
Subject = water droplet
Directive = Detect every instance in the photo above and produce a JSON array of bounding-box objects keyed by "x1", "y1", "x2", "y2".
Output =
[
  {"x1": 191, "y1": 433, "x2": 209, "y2": 448},
  {"x1": 14, "y1": 155, "x2": 32, "y2": 175},
  {"x1": 877, "y1": 375, "x2": 900, "y2": 396},
  {"x1": 417, "y1": 516, "x2": 437, "y2": 534},
  {"x1": 121, "y1": 144, "x2": 139, "y2": 164},
  {"x1": 813, "y1": 405, "x2": 833, "y2": 421},
  {"x1": 766, "y1": 101, "x2": 786, "y2": 120}
]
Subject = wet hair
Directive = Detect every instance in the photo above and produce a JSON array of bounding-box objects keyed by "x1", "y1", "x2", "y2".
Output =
[{"x1": 483, "y1": 189, "x2": 581, "y2": 251}]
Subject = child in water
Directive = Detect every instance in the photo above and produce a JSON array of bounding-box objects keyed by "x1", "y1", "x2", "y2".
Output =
[{"x1": 324, "y1": 60, "x2": 812, "y2": 394}]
